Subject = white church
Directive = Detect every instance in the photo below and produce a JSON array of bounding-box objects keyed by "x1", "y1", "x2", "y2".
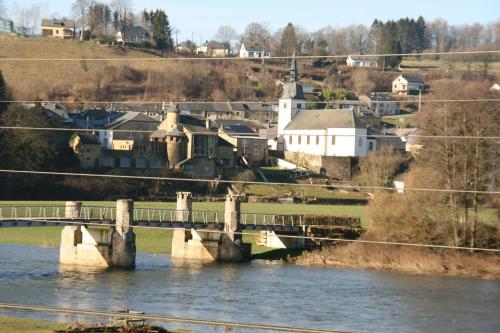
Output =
[{"x1": 277, "y1": 58, "x2": 374, "y2": 157}]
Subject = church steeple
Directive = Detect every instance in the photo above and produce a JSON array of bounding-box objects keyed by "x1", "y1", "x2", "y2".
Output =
[{"x1": 290, "y1": 52, "x2": 298, "y2": 81}]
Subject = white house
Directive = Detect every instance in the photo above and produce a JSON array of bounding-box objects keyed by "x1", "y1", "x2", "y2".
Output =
[
  {"x1": 346, "y1": 55, "x2": 378, "y2": 68},
  {"x1": 239, "y1": 41, "x2": 271, "y2": 58},
  {"x1": 392, "y1": 75, "x2": 425, "y2": 95},
  {"x1": 278, "y1": 58, "x2": 371, "y2": 157}
]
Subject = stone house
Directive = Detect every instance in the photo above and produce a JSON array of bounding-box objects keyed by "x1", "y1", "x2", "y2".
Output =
[
  {"x1": 117, "y1": 26, "x2": 150, "y2": 45},
  {"x1": 41, "y1": 19, "x2": 75, "y2": 39},
  {"x1": 346, "y1": 55, "x2": 378, "y2": 68},
  {"x1": 392, "y1": 75, "x2": 425, "y2": 95},
  {"x1": 196, "y1": 41, "x2": 229, "y2": 57},
  {"x1": 359, "y1": 93, "x2": 400, "y2": 116},
  {"x1": 69, "y1": 133, "x2": 102, "y2": 169}
]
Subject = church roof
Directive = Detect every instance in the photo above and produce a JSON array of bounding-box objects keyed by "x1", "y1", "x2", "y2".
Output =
[{"x1": 284, "y1": 109, "x2": 365, "y2": 130}]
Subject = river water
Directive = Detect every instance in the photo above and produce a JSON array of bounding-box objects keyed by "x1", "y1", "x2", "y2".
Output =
[{"x1": 0, "y1": 245, "x2": 498, "y2": 333}]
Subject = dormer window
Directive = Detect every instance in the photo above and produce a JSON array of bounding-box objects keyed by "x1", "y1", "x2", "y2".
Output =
[{"x1": 297, "y1": 103, "x2": 302, "y2": 109}]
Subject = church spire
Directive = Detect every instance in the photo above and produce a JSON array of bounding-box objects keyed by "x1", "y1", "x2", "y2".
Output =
[{"x1": 290, "y1": 52, "x2": 297, "y2": 81}]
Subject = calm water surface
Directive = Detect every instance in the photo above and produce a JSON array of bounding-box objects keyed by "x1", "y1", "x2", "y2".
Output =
[{"x1": 0, "y1": 245, "x2": 498, "y2": 333}]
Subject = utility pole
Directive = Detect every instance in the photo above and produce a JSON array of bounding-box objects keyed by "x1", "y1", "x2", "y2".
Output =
[{"x1": 418, "y1": 89, "x2": 422, "y2": 113}]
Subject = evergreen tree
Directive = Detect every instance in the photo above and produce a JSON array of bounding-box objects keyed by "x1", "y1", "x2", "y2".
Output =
[
  {"x1": 151, "y1": 9, "x2": 174, "y2": 51},
  {"x1": 0, "y1": 70, "x2": 9, "y2": 114},
  {"x1": 280, "y1": 23, "x2": 298, "y2": 56}
]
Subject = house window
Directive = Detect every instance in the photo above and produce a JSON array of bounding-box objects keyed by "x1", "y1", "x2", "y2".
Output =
[
  {"x1": 331, "y1": 135, "x2": 336, "y2": 145},
  {"x1": 316, "y1": 136, "x2": 320, "y2": 145},
  {"x1": 297, "y1": 103, "x2": 302, "y2": 109},
  {"x1": 358, "y1": 138, "x2": 363, "y2": 147},
  {"x1": 298, "y1": 136, "x2": 302, "y2": 144},
  {"x1": 369, "y1": 142, "x2": 374, "y2": 151},
  {"x1": 283, "y1": 103, "x2": 287, "y2": 109},
  {"x1": 306, "y1": 136, "x2": 310, "y2": 144},
  {"x1": 288, "y1": 136, "x2": 292, "y2": 144}
]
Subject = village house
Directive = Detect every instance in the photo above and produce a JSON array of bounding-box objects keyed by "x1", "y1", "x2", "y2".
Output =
[
  {"x1": 346, "y1": 55, "x2": 378, "y2": 68},
  {"x1": 41, "y1": 19, "x2": 75, "y2": 39},
  {"x1": 69, "y1": 133, "x2": 102, "y2": 169},
  {"x1": 239, "y1": 40, "x2": 271, "y2": 58},
  {"x1": 196, "y1": 41, "x2": 229, "y2": 57},
  {"x1": 150, "y1": 103, "x2": 269, "y2": 178},
  {"x1": 359, "y1": 93, "x2": 400, "y2": 116},
  {"x1": 392, "y1": 74, "x2": 425, "y2": 95},
  {"x1": 117, "y1": 26, "x2": 150, "y2": 45}
]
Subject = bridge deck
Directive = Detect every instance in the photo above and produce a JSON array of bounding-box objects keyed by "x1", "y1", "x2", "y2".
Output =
[{"x1": 0, "y1": 205, "x2": 362, "y2": 231}]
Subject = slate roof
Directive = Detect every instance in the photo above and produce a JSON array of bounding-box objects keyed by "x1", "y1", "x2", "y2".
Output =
[
  {"x1": 284, "y1": 109, "x2": 364, "y2": 130},
  {"x1": 399, "y1": 75, "x2": 424, "y2": 84},
  {"x1": 41, "y1": 19, "x2": 75, "y2": 28},
  {"x1": 241, "y1": 39, "x2": 269, "y2": 51}
]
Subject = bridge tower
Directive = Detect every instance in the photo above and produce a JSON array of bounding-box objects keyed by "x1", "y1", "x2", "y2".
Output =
[
  {"x1": 171, "y1": 192, "x2": 251, "y2": 262},
  {"x1": 59, "y1": 200, "x2": 136, "y2": 269}
]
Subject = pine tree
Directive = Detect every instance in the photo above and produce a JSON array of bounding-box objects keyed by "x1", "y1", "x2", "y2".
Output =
[
  {"x1": 0, "y1": 70, "x2": 9, "y2": 114},
  {"x1": 280, "y1": 23, "x2": 298, "y2": 56},
  {"x1": 151, "y1": 10, "x2": 174, "y2": 51}
]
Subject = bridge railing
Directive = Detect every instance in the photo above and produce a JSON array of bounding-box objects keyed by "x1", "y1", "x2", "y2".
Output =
[{"x1": 0, "y1": 205, "x2": 361, "y2": 228}]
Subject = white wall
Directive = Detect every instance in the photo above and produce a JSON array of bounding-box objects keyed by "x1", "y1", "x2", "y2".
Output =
[
  {"x1": 283, "y1": 128, "x2": 368, "y2": 157},
  {"x1": 277, "y1": 99, "x2": 306, "y2": 135}
]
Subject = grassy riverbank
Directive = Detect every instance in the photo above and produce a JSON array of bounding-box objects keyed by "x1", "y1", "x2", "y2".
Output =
[
  {"x1": 294, "y1": 243, "x2": 500, "y2": 280},
  {"x1": 0, "y1": 316, "x2": 66, "y2": 333}
]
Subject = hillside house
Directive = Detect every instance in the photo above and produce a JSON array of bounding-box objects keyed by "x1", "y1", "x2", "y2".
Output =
[
  {"x1": 359, "y1": 93, "x2": 400, "y2": 116},
  {"x1": 69, "y1": 133, "x2": 101, "y2": 169},
  {"x1": 346, "y1": 55, "x2": 378, "y2": 68},
  {"x1": 239, "y1": 41, "x2": 271, "y2": 58},
  {"x1": 392, "y1": 75, "x2": 425, "y2": 95},
  {"x1": 41, "y1": 19, "x2": 75, "y2": 39},
  {"x1": 117, "y1": 26, "x2": 150, "y2": 45},
  {"x1": 196, "y1": 41, "x2": 229, "y2": 57}
]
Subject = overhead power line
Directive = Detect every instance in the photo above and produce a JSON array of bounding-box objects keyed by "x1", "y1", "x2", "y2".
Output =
[
  {"x1": 0, "y1": 49, "x2": 498, "y2": 61},
  {"x1": 0, "y1": 169, "x2": 498, "y2": 195},
  {"x1": 0, "y1": 126, "x2": 498, "y2": 140},
  {"x1": 0, "y1": 303, "x2": 345, "y2": 333},
  {"x1": 0, "y1": 98, "x2": 499, "y2": 105},
  {"x1": 3, "y1": 218, "x2": 499, "y2": 253}
]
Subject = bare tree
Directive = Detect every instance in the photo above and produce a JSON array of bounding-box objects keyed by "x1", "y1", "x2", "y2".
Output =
[
  {"x1": 242, "y1": 22, "x2": 271, "y2": 48},
  {"x1": 72, "y1": 0, "x2": 92, "y2": 41},
  {"x1": 111, "y1": 0, "x2": 133, "y2": 42},
  {"x1": 214, "y1": 25, "x2": 238, "y2": 54}
]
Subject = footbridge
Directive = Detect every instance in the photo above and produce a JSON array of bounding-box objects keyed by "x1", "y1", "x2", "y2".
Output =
[{"x1": 0, "y1": 193, "x2": 362, "y2": 269}]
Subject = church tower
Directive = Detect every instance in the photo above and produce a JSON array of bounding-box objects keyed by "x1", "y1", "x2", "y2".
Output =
[{"x1": 277, "y1": 55, "x2": 306, "y2": 136}]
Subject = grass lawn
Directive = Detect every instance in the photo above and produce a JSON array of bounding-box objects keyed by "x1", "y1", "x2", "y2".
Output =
[
  {"x1": 0, "y1": 201, "x2": 367, "y2": 254},
  {"x1": 0, "y1": 317, "x2": 66, "y2": 333}
]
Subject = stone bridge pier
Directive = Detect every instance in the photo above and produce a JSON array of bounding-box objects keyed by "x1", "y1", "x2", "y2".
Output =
[
  {"x1": 172, "y1": 193, "x2": 251, "y2": 262},
  {"x1": 59, "y1": 200, "x2": 136, "y2": 269}
]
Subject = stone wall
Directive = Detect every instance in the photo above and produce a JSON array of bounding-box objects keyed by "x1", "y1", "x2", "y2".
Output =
[{"x1": 284, "y1": 152, "x2": 356, "y2": 180}]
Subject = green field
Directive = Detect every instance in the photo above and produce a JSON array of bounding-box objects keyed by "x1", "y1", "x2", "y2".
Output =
[
  {"x1": 0, "y1": 201, "x2": 367, "y2": 255},
  {"x1": 0, "y1": 317, "x2": 66, "y2": 333}
]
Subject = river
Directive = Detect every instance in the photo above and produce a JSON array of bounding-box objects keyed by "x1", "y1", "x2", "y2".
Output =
[{"x1": 0, "y1": 245, "x2": 498, "y2": 333}]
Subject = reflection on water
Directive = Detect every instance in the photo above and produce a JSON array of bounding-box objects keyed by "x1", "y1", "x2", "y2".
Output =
[{"x1": 0, "y1": 244, "x2": 499, "y2": 333}]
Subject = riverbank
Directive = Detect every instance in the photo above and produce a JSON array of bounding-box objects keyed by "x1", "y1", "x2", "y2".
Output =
[
  {"x1": 294, "y1": 243, "x2": 500, "y2": 280},
  {"x1": 0, "y1": 316, "x2": 66, "y2": 333}
]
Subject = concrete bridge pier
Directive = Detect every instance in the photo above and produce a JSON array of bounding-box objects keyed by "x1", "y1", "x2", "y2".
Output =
[
  {"x1": 171, "y1": 193, "x2": 251, "y2": 262},
  {"x1": 59, "y1": 200, "x2": 136, "y2": 269},
  {"x1": 258, "y1": 229, "x2": 306, "y2": 249}
]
